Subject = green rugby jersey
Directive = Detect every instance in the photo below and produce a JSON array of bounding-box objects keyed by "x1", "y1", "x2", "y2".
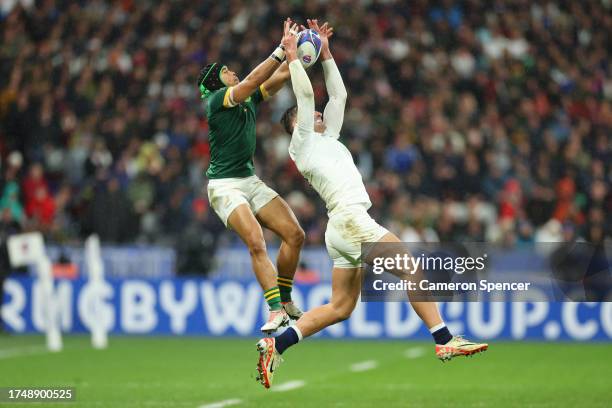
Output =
[{"x1": 205, "y1": 86, "x2": 267, "y2": 179}]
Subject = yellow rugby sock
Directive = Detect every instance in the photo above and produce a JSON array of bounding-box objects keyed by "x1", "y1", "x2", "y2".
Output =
[
  {"x1": 264, "y1": 287, "x2": 282, "y2": 311},
  {"x1": 277, "y1": 276, "x2": 293, "y2": 302}
]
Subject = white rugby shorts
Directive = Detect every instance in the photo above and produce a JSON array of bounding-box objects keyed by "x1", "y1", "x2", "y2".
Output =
[
  {"x1": 207, "y1": 175, "x2": 278, "y2": 227},
  {"x1": 325, "y1": 204, "x2": 389, "y2": 269}
]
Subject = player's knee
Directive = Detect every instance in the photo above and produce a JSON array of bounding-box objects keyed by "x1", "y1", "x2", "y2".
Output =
[
  {"x1": 246, "y1": 234, "x2": 267, "y2": 257},
  {"x1": 335, "y1": 306, "x2": 353, "y2": 322},
  {"x1": 286, "y1": 225, "x2": 305, "y2": 248},
  {"x1": 333, "y1": 300, "x2": 356, "y2": 322}
]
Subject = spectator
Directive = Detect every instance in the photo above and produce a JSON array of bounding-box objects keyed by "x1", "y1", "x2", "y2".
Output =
[
  {"x1": 84, "y1": 178, "x2": 135, "y2": 243},
  {"x1": 176, "y1": 198, "x2": 222, "y2": 276},
  {"x1": 0, "y1": 181, "x2": 23, "y2": 224},
  {"x1": 24, "y1": 183, "x2": 55, "y2": 229}
]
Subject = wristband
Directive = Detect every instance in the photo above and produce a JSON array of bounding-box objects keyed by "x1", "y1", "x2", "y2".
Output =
[{"x1": 270, "y1": 46, "x2": 286, "y2": 63}]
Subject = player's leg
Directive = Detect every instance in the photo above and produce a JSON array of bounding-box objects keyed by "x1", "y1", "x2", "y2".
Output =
[
  {"x1": 227, "y1": 205, "x2": 290, "y2": 332},
  {"x1": 227, "y1": 204, "x2": 278, "y2": 291},
  {"x1": 207, "y1": 179, "x2": 289, "y2": 333},
  {"x1": 373, "y1": 231, "x2": 488, "y2": 360},
  {"x1": 255, "y1": 265, "x2": 360, "y2": 388},
  {"x1": 255, "y1": 196, "x2": 305, "y2": 318},
  {"x1": 374, "y1": 232, "x2": 445, "y2": 329},
  {"x1": 294, "y1": 265, "x2": 360, "y2": 337},
  {"x1": 255, "y1": 220, "x2": 361, "y2": 389}
]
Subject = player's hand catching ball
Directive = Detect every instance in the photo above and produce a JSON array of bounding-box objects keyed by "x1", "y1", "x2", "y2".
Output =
[
  {"x1": 282, "y1": 18, "x2": 299, "y2": 63},
  {"x1": 307, "y1": 19, "x2": 333, "y2": 59}
]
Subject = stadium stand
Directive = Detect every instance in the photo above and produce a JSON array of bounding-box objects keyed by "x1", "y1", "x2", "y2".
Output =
[{"x1": 0, "y1": 0, "x2": 610, "y2": 270}]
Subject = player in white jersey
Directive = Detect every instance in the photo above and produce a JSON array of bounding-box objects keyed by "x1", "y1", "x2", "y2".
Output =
[{"x1": 255, "y1": 20, "x2": 487, "y2": 389}]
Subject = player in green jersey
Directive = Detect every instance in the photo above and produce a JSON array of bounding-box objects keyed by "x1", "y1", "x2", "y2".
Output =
[{"x1": 198, "y1": 19, "x2": 303, "y2": 333}]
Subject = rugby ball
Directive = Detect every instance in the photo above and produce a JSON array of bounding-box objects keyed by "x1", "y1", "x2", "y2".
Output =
[{"x1": 297, "y1": 29, "x2": 322, "y2": 68}]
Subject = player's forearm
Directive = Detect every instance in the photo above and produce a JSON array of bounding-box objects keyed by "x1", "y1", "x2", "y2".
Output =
[
  {"x1": 288, "y1": 60, "x2": 315, "y2": 132},
  {"x1": 320, "y1": 46, "x2": 333, "y2": 62},
  {"x1": 262, "y1": 62, "x2": 290, "y2": 97},
  {"x1": 239, "y1": 58, "x2": 282, "y2": 95},
  {"x1": 289, "y1": 60, "x2": 314, "y2": 99},
  {"x1": 321, "y1": 58, "x2": 347, "y2": 101}
]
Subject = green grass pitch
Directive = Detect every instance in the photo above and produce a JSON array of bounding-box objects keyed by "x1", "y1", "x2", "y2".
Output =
[{"x1": 0, "y1": 335, "x2": 610, "y2": 407}]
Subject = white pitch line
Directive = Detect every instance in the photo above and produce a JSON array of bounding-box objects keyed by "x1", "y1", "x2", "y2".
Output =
[
  {"x1": 0, "y1": 345, "x2": 49, "y2": 360},
  {"x1": 350, "y1": 360, "x2": 378, "y2": 372},
  {"x1": 198, "y1": 398, "x2": 242, "y2": 408},
  {"x1": 403, "y1": 348, "x2": 426, "y2": 359},
  {"x1": 271, "y1": 380, "x2": 306, "y2": 392}
]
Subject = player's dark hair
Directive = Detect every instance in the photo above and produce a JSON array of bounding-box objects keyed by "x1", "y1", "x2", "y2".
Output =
[
  {"x1": 280, "y1": 105, "x2": 298, "y2": 134},
  {"x1": 197, "y1": 65, "x2": 210, "y2": 87},
  {"x1": 197, "y1": 62, "x2": 225, "y2": 99}
]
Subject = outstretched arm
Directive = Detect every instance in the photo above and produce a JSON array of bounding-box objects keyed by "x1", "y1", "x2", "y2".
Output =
[
  {"x1": 321, "y1": 58, "x2": 347, "y2": 136},
  {"x1": 308, "y1": 19, "x2": 346, "y2": 136},
  {"x1": 285, "y1": 32, "x2": 315, "y2": 139},
  {"x1": 227, "y1": 19, "x2": 297, "y2": 106}
]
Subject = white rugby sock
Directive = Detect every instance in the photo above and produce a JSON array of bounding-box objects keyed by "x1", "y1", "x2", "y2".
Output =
[
  {"x1": 429, "y1": 322, "x2": 447, "y2": 334},
  {"x1": 293, "y1": 325, "x2": 304, "y2": 341}
]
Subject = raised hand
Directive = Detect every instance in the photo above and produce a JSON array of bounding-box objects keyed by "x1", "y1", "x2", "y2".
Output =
[
  {"x1": 281, "y1": 18, "x2": 300, "y2": 62},
  {"x1": 307, "y1": 19, "x2": 334, "y2": 56}
]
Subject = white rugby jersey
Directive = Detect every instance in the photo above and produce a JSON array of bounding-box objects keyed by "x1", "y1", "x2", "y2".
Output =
[{"x1": 288, "y1": 59, "x2": 371, "y2": 213}]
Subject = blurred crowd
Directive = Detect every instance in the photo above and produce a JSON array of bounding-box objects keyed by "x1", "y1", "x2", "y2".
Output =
[{"x1": 1, "y1": 0, "x2": 611, "y2": 274}]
